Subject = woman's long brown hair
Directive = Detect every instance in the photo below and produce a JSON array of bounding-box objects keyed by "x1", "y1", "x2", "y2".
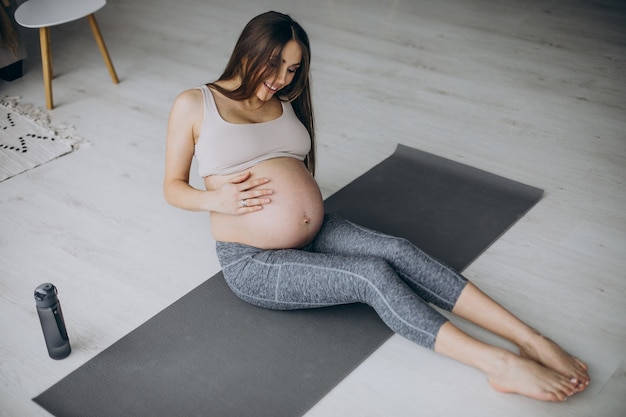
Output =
[{"x1": 208, "y1": 11, "x2": 316, "y2": 175}]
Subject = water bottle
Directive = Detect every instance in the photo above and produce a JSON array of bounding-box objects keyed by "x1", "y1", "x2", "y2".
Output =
[{"x1": 34, "y1": 283, "x2": 71, "y2": 359}]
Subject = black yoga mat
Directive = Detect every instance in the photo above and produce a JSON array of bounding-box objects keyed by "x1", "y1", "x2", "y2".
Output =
[{"x1": 34, "y1": 144, "x2": 543, "y2": 417}]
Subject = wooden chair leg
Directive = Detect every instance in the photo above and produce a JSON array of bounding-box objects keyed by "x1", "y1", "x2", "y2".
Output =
[
  {"x1": 87, "y1": 14, "x2": 119, "y2": 84},
  {"x1": 39, "y1": 27, "x2": 54, "y2": 110}
]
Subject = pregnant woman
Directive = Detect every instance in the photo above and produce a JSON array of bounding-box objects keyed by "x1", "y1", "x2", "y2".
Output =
[{"x1": 164, "y1": 11, "x2": 589, "y2": 402}]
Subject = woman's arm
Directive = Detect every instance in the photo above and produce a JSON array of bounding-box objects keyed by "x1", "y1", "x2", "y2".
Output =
[
  {"x1": 163, "y1": 89, "x2": 273, "y2": 213},
  {"x1": 163, "y1": 89, "x2": 212, "y2": 211}
]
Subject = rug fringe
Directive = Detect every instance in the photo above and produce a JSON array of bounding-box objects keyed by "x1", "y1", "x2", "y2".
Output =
[{"x1": 0, "y1": 95, "x2": 85, "y2": 150}]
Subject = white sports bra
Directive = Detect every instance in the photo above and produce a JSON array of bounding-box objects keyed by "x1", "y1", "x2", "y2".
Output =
[{"x1": 194, "y1": 85, "x2": 311, "y2": 177}]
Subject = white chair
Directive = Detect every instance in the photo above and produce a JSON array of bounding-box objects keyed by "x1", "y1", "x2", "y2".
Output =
[{"x1": 14, "y1": 0, "x2": 119, "y2": 109}]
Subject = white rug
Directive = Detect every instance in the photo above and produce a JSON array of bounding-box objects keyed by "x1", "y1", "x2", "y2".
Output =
[{"x1": 0, "y1": 97, "x2": 82, "y2": 182}]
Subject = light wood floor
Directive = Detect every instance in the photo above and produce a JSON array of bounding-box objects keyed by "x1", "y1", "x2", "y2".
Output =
[{"x1": 1, "y1": 0, "x2": 625, "y2": 416}]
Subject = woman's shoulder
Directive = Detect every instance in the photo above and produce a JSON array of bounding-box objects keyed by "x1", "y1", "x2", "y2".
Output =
[
  {"x1": 167, "y1": 88, "x2": 206, "y2": 138},
  {"x1": 169, "y1": 88, "x2": 205, "y2": 121},
  {"x1": 173, "y1": 87, "x2": 205, "y2": 109}
]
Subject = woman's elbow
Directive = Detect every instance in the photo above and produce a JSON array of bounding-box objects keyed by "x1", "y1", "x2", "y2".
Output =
[{"x1": 163, "y1": 181, "x2": 179, "y2": 207}]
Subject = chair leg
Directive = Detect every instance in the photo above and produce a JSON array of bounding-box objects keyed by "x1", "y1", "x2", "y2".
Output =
[
  {"x1": 39, "y1": 27, "x2": 54, "y2": 110},
  {"x1": 87, "y1": 14, "x2": 119, "y2": 84}
]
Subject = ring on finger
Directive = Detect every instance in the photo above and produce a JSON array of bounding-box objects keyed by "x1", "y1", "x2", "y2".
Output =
[{"x1": 241, "y1": 199, "x2": 248, "y2": 208}]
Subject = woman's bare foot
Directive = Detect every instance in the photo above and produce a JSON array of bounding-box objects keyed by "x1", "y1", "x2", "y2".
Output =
[
  {"x1": 518, "y1": 332, "x2": 590, "y2": 392},
  {"x1": 435, "y1": 322, "x2": 583, "y2": 402},
  {"x1": 487, "y1": 351, "x2": 578, "y2": 402},
  {"x1": 450, "y1": 281, "x2": 589, "y2": 393}
]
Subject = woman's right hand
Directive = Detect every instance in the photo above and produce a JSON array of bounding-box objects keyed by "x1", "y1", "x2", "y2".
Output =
[{"x1": 215, "y1": 171, "x2": 273, "y2": 214}]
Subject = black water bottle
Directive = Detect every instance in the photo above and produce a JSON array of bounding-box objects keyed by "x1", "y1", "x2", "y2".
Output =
[{"x1": 35, "y1": 283, "x2": 71, "y2": 359}]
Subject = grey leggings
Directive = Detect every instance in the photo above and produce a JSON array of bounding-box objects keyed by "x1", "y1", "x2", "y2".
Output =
[{"x1": 216, "y1": 214, "x2": 468, "y2": 349}]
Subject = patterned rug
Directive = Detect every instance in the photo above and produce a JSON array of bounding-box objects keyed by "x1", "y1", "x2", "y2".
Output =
[{"x1": 0, "y1": 97, "x2": 82, "y2": 182}]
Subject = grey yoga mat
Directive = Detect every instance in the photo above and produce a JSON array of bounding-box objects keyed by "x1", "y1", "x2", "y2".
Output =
[{"x1": 34, "y1": 144, "x2": 543, "y2": 417}]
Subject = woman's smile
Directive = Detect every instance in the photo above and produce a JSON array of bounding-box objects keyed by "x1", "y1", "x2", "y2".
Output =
[{"x1": 264, "y1": 82, "x2": 280, "y2": 92}]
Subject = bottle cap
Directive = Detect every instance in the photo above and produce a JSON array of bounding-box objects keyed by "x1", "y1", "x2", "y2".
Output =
[{"x1": 34, "y1": 283, "x2": 58, "y2": 308}]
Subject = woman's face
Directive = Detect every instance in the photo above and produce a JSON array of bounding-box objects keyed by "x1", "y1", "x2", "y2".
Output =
[{"x1": 256, "y1": 40, "x2": 302, "y2": 101}]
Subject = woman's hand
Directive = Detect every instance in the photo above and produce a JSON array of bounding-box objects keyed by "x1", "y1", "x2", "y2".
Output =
[{"x1": 215, "y1": 171, "x2": 273, "y2": 214}]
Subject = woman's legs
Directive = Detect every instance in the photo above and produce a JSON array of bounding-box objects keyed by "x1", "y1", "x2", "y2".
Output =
[
  {"x1": 216, "y1": 215, "x2": 466, "y2": 350},
  {"x1": 434, "y1": 321, "x2": 580, "y2": 402},
  {"x1": 217, "y1": 215, "x2": 589, "y2": 401},
  {"x1": 219, "y1": 244, "x2": 450, "y2": 348},
  {"x1": 311, "y1": 215, "x2": 468, "y2": 311},
  {"x1": 313, "y1": 215, "x2": 590, "y2": 397},
  {"x1": 449, "y1": 282, "x2": 590, "y2": 391}
]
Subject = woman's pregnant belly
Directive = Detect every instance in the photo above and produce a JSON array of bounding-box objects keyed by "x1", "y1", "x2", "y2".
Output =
[{"x1": 206, "y1": 158, "x2": 325, "y2": 249}]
